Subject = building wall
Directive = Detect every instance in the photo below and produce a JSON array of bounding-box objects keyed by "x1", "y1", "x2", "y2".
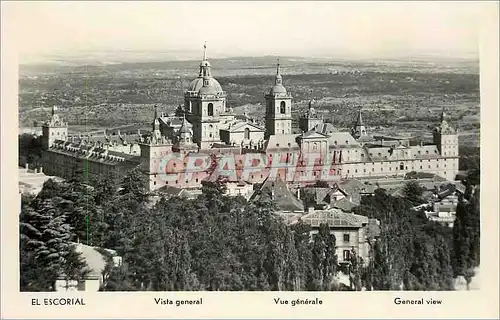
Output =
[
  {"x1": 42, "y1": 125, "x2": 68, "y2": 150},
  {"x1": 54, "y1": 279, "x2": 101, "y2": 292},
  {"x1": 220, "y1": 127, "x2": 265, "y2": 146},
  {"x1": 309, "y1": 227, "x2": 369, "y2": 263}
]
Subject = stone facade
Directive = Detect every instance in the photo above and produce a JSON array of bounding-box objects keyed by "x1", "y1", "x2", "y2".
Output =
[{"x1": 40, "y1": 44, "x2": 460, "y2": 191}]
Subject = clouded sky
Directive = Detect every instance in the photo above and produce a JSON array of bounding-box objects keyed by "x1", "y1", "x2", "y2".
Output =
[{"x1": 4, "y1": 1, "x2": 486, "y2": 60}]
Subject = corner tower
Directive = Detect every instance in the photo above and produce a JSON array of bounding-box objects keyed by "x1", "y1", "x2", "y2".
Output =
[
  {"x1": 265, "y1": 59, "x2": 293, "y2": 138},
  {"x1": 42, "y1": 106, "x2": 68, "y2": 150},
  {"x1": 433, "y1": 108, "x2": 458, "y2": 156}
]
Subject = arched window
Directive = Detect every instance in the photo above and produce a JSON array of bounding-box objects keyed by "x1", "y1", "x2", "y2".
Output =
[
  {"x1": 280, "y1": 101, "x2": 286, "y2": 114},
  {"x1": 209, "y1": 124, "x2": 213, "y2": 138},
  {"x1": 399, "y1": 162, "x2": 404, "y2": 170},
  {"x1": 208, "y1": 103, "x2": 214, "y2": 116},
  {"x1": 244, "y1": 128, "x2": 250, "y2": 140}
]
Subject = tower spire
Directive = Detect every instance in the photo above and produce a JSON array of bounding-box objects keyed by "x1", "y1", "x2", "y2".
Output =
[
  {"x1": 352, "y1": 107, "x2": 367, "y2": 138},
  {"x1": 199, "y1": 42, "x2": 211, "y2": 77},
  {"x1": 52, "y1": 105, "x2": 57, "y2": 116},
  {"x1": 152, "y1": 105, "x2": 160, "y2": 132},
  {"x1": 274, "y1": 58, "x2": 283, "y2": 86},
  {"x1": 440, "y1": 106, "x2": 446, "y2": 123},
  {"x1": 355, "y1": 108, "x2": 364, "y2": 127}
]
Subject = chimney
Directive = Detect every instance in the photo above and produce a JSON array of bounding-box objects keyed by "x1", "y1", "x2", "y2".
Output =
[
  {"x1": 26, "y1": 163, "x2": 29, "y2": 172},
  {"x1": 308, "y1": 206, "x2": 314, "y2": 214}
]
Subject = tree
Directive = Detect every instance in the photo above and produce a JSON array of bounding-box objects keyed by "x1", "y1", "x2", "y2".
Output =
[
  {"x1": 119, "y1": 166, "x2": 149, "y2": 203},
  {"x1": 310, "y1": 224, "x2": 338, "y2": 290},
  {"x1": 20, "y1": 197, "x2": 88, "y2": 291},
  {"x1": 402, "y1": 180, "x2": 424, "y2": 205},
  {"x1": 452, "y1": 196, "x2": 471, "y2": 279}
]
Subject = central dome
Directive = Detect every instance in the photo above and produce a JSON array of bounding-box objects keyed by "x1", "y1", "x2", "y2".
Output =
[
  {"x1": 187, "y1": 77, "x2": 223, "y2": 94},
  {"x1": 269, "y1": 84, "x2": 287, "y2": 95}
]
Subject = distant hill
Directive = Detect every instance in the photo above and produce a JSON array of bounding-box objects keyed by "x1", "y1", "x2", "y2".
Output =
[{"x1": 19, "y1": 53, "x2": 479, "y2": 78}]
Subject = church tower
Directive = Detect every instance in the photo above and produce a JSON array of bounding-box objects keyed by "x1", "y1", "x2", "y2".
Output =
[
  {"x1": 184, "y1": 43, "x2": 227, "y2": 149},
  {"x1": 42, "y1": 106, "x2": 68, "y2": 150},
  {"x1": 265, "y1": 59, "x2": 293, "y2": 138},
  {"x1": 351, "y1": 108, "x2": 367, "y2": 139},
  {"x1": 299, "y1": 100, "x2": 323, "y2": 133}
]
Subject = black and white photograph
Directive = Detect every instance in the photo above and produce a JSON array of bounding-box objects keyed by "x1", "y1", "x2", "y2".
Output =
[
  {"x1": 2, "y1": 2, "x2": 498, "y2": 318},
  {"x1": 13, "y1": 0, "x2": 485, "y2": 294}
]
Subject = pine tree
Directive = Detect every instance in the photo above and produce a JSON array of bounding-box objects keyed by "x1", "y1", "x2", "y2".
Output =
[
  {"x1": 311, "y1": 223, "x2": 338, "y2": 290},
  {"x1": 20, "y1": 197, "x2": 88, "y2": 291},
  {"x1": 452, "y1": 196, "x2": 471, "y2": 278}
]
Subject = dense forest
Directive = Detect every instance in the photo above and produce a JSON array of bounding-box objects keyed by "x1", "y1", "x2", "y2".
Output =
[{"x1": 20, "y1": 162, "x2": 480, "y2": 291}]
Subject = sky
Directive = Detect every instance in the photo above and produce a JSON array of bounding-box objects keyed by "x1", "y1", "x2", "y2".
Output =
[{"x1": 3, "y1": 1, "x2": 486, "y2": 61}]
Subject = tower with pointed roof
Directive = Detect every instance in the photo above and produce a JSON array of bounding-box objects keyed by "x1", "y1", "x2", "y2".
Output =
[
  {"x1": 184, "y1": 43, "x2": 227, "y2": 149},
  {"x1": 173, "y1": 114, "x2": 198, "y2": 153},
  {"x1": 42, "y1": 105, "x2": 68, "y2": 150},
  {"x1": 265, "y1": 59, "x2": 293, "y2": 138},
  {"x1": 299, "y1": 99, "x2": 323, "y2": 133},
  {"x1": 138, "y1": 105, "x2": 174, "y2": 190},
  {"x1": 351, "y1": 108, "x2": 367, "y2": 139},
  {"x1": 433, "y1": 107, "x2": 458, "y2": 156}
]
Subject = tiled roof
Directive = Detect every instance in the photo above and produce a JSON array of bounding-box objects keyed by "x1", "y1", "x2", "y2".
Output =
[
  {"x1": 297, "y1": 209, "x2": 369, "y2": 228},
  {"x1": 311, "y1": 123, "x2": 339, "y2": 135},
  {"x1": 264, "y1": 134, "x2": 301, "y2": 152},
  {"x1": 332, "y1": 197, "x2": 358, "y2": 212},
  {"x1": 338, "y1": 179, "x2": 377, "y2": 204},
  {"x1": 327, "y1": 132, "x2": 360, "y2": 148},
  {"x1": 252, "y1": 177, "x2": 304, "y2": 212},
  {"x1": 223, "y1": 120, "x2": 265, "y2": 133},
  {"x1": 301, "y1": 130, "x2": 330, "y2": 139}
]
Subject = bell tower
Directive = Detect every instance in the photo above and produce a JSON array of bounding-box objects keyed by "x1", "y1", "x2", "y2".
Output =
[
  {"x1": 299, "y1": 100, "x2": 323, "y2": 133},
  {"x1": 265, "y1": 59, "x2": 293, "y2": 138}
]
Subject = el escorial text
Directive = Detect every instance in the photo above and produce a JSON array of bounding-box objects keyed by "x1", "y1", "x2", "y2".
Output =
[{"x1": 31, "y1": 298, "x2": 85, "y2": 306}]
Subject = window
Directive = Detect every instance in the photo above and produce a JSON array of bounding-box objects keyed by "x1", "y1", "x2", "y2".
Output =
[
  {"x1": 280, "y1": 101, "x2": 286, "y2": 114},
  {"x1": 343, "y1": 250, "x2": 351, "y2": 261},
  {"x1": 399, "y1": 162, "x2": 404, "y2": 170},
  {"x1": 153, "y1": 181, "x2": 156, "y2": 185},
  {"x1": 343, "y1": 234, "x2": 350, "y2": 242},
  {"x1": 244, "y1": 128, "x2": 250, "y2": 139}
]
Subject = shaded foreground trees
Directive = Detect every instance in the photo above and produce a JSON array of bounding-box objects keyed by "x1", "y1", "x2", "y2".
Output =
[{"x1": 21, "y1": 166, "x2": 480, "y2": 291}]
